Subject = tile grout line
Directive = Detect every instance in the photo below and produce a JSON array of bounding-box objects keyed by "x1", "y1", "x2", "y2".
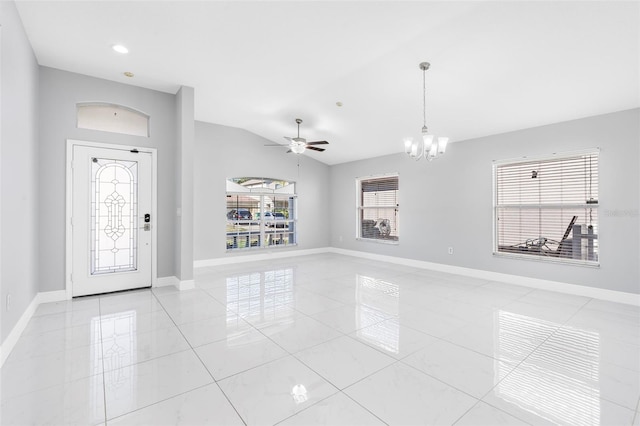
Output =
[
  {"x1": 272, "y1": 390, "x2": 392, "y2": 426},
  {"x1": 105, "y1": 382, "x2": 216, "y2": 424},
  {"x1": 248, "y1": 318, "x2": 393, "y2": 426},
  {"x1": 197, "y1": 271, "x2": 522, "y2": 424},
  {"x1": 270, "y1": 393, "x2": 339, "y2": 426},
  {"x1": 98, "y1": 290, "x2": 237, "y2": 422},
  {"x1": 348, "y1": 296, "x2": 580, "y2": 425},
  {"x1": 97, "y1": 296, "x2": 109, "y2": 425},
  {"x1": 151, "y1": 289, "x2": 248, "y2": 426},
  {"x1": 6, "y1": 258, "x2": 637, "y2": 425},
  {"x1": 470, "y1": 295, "x2": 596, "y2": 424},
  {"x1": 214, "y1": 297, "x2": 360, "y2": 424},
  {"x1": 108, "y1": 266, "x2": 640, "y2": 424},
  {"x1": 449, "y1": 400, "x2": 483, "y2": 426},
  {"x1": 632, "y1": 398, "x2": 640, "y2": 425},
  {"x1": 339, "y1": 391, "x2": 391, "y2": 426},
  {"x1": 349, "y1": 281, "x2": 570, "y2": 424}
]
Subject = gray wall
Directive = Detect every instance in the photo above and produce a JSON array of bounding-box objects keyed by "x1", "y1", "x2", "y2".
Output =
[
  {"x1": 0, "y1": 1, "x2": 40, "y2": 342},
  {"x1": 38, "y1": 67, "x2": 177, "y2": 292},
  {"x1": 330, "y1": 109, "x2": 640, "y2": 295},
  {"x1": 194, "y1": 121, "x2": 331, "y2": 261}
]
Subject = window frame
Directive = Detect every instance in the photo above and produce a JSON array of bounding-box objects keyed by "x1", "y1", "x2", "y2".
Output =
[
  {"x1": 225, "y1": 177, "x2": 297, "y2": 251},
  {"x1": 356, "y1": 173, "x2": 399, "y2": 244},
  {"x1": 76, "y1": 102, "x2": 150, "y2": 137},
  {"x1": 492, "y1": 149, "x2": 600, "y2": 267}
]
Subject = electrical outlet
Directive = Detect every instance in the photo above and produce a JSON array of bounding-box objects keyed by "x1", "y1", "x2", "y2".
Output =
[
  {"x1": 448, "y1": 247, "x2": 454, "y2": 255},
  {"x1": 6, "y1": 294, "x2": 12, "y2": 311}
]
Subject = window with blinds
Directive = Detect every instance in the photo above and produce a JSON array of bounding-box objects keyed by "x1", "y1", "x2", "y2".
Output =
[
  {"x1": 357, "y1": 175, "x2": 399, "y2": 242},
  {"x1": 494, "y1": 150, "x2": 599, "y2": 265}
]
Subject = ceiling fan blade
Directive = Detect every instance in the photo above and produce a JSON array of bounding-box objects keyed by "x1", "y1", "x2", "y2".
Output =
[
  {"x1": 264, "y1": 143, "x2": 286, "y2": 147},
  {"x1": 306, "y1": 146, "x2": 326, "y2": 152},
  {"x1": 306, "y1": 141, "x2": 329, "y2": 145},
  {"x1": 286, "y1": 149, "x2": 292, "y2": 153}
]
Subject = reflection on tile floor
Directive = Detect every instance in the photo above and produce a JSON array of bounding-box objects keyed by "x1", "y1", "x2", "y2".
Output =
[{"x1": 1, "y1": 253, "x2": 639, "y2": 425}]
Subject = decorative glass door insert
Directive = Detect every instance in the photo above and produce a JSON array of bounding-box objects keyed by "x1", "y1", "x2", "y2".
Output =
[
  {"x1": 71, "y1": 144, "x2": 152, "y2": 297},
  {"x1": 90, "y1": 158, "x2": 138, "y2": 275}
]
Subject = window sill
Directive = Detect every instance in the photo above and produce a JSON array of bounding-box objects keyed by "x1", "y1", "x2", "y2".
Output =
[
  {"x1": 356, "y1": 237, "x2": 399, "y2": 246},
  {"x1": 226, "y1": 243, "x2": 298, "y2": 253},
  {"x1": 493, "y1": 252, "x2": 600, "y2": 268}
]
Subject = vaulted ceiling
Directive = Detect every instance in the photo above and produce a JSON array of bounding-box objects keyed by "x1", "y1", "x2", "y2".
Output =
[{"x1": 15, "y1": 1, "x2": 639, "y2": 165}]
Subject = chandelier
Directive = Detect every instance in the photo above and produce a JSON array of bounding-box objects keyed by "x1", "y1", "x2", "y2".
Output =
[{"x1": 403, "y1": 62, "x2": 448, "y2": 161}]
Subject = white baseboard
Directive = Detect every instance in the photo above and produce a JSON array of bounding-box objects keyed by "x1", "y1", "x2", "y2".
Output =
[
  {"x1": 156, "y1": 276, "x2": 194, "y2": 291},
  {"x1": 329, "y1": 248, "x2": 640, "y2": 307},
  {"x1": 194, "y1": 247, "x2": 329, "y2": 268},
  {"x1": 36, "y1": 290, "x2": 67, "y2": 304},
  {"x1": 178, "y1": 280, "x2": 195, "y2": 291},
  {"x1": 156, "y1": 276, "x2": 179, "y2": 287},
  {"x1": 194, "y1": 246, "x2": 640, "y2": 305},
  {"x1": 0, "y1": 290, "x2": 66, "y2": 368},
  {"x1": 0, "y1": 295, "x2": 38, "y2": 367}
]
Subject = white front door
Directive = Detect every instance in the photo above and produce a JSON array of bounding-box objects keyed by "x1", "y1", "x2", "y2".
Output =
[{"x1": 71, "y1": 145, "x2": 152, "y2": 296}]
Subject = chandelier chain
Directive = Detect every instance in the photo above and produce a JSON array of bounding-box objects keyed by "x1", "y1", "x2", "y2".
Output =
[{"x1": 423, "y1": 66, "x2": 427, "y2": 129}]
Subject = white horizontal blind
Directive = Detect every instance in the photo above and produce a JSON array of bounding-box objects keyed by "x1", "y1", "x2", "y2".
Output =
[
  {"x1": 494, "y1": 151, "x2": 599, "y2": 265},
  {"x1": 358, "y1": 176, "x2": 399, "y2": 241}
]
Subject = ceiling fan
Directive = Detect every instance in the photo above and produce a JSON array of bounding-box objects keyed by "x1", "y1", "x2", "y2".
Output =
[{"x1": 265, "y1": 118, "x2": 329, "y2": 154}]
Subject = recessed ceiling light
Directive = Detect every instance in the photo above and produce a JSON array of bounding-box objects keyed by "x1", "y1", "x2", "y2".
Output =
[
  {"x1": 336, "y1": 101, "x2": 343, "y2": 107},
  {"x1": 112, "y1": 44, "x2": 129, "y2": 54},
  {"x1": 124, "y1": 71, "x2": 134, "y2": 78}
]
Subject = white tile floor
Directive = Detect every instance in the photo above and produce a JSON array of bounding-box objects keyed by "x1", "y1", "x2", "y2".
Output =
[{"x1": 2, "y1": 253, "x2": 639, "y2": 425}]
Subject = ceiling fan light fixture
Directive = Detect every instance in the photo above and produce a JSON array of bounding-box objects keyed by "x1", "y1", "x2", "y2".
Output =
[
  {"x1": 291, "y1": 143, "x2": 306, "y2": 154},
  {"x1": 267, "y1": 118, "x2": 328, "y2": 155},
  {"x1": 112, "y1": 44, "x2": 129, "y2": 54}
]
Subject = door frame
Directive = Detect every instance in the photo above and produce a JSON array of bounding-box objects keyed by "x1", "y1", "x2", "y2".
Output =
[{"x1": 65, "y1": 139, "x2": 158, "y2": 299}]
